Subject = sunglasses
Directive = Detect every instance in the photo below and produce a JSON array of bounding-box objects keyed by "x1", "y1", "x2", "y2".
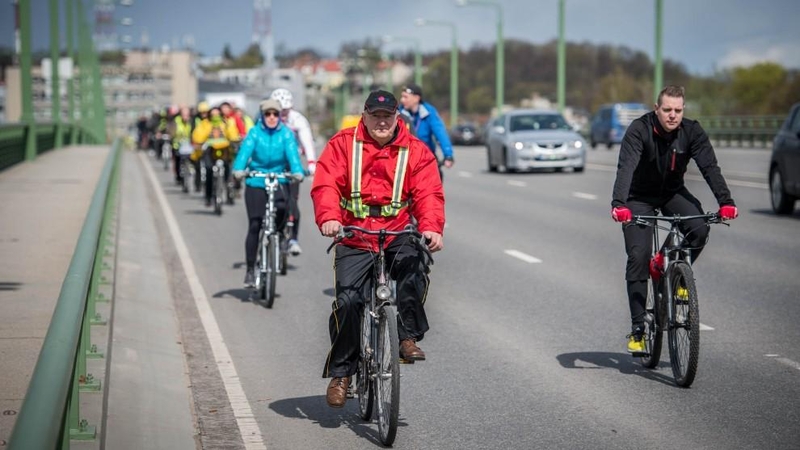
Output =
[{"x1": 263, "y1": 110, "x2": 280, "y2": 117}]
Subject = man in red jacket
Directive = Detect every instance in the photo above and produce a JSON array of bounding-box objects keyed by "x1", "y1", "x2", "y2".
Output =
[{"x1": 312, "y1": 90, "x2": 445, "y2": 408}]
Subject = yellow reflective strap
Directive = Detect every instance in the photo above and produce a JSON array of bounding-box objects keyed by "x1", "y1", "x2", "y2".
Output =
[
  {"x1": 389, "y1": 147, "x2": 409, "y2": 214},
  {"x1": 349, "y1": 133, "x2": 366, "y2": 218}
]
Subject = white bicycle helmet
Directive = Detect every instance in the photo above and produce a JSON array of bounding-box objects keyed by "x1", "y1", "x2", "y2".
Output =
[{"x1": 270, "y1": 88, "x2": 294, "y2": 110}]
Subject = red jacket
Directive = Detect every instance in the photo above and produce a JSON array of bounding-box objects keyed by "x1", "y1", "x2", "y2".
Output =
[{"x1": 311, "y1": 119, "x2": 445, "y2": 252}]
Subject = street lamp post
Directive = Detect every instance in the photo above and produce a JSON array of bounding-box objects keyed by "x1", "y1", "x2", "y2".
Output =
[
  {"x1": 383, "y1": 35, "x2": 422, "y2": 87},
  {"x1": 50, "y1": 0, "x2": 62, "y2": 148},
  {"x1": 456, "y1": 0, "x2": 503, "y2": 113},
  {"x1": 653, "y1": 0, "x2": 663, "y2": 103},
  {"x1": 415, "y1": 18, "x2": 458, "y2": 128},
  {"x1": 557, "y1": 0, "x2": 566, "y2": 113}
]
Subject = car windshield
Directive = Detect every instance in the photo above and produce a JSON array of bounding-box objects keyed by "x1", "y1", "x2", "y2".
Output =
[{"x1": 509, "y1": 114, "x2": 571, "y2": 132}]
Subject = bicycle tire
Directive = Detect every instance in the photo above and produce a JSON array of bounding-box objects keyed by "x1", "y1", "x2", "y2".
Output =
[
  {"x1": 279, "y1": 231, "x2": 289, "y2": 276},
  {"x1": 667, "y1": 262, "x2": 700, "y2": 387},
  {"x1": 357, "y1": 304, "x2": 374, "y2": 421},
  {"x1": 255, "y1": 231, "x2": 264, "y2": 295},
  {"x1": 263, "y1": 234, "x2": 278, "y2": 308},
  {"x1": 641, "y1": 278, "x2": 665, "y2": 368},
  {"x1": 376, "y1": 305, "x2": 399, "y2": 446}
]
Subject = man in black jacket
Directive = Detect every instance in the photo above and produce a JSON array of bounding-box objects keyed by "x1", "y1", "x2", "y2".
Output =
[{"x1": 610, "y1": 85, "x2": 738, "y2": 354}]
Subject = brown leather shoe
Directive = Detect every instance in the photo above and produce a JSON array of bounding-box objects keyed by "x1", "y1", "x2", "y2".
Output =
[
  {"x1": 399, "y1": 339, "x2": 426, "y2": 361},
  {"x1": 326, "y1": 376, "x2": 350, "y2": 408}
]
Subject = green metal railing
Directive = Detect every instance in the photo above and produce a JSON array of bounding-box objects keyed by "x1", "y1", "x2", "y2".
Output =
[
  {"x1": 7, "y1": 139, "x2": 121, "y2": 450},
  {"x1": 0, "y1": 123, "x2": 101, "y2": 172},
  {"x1": 697, "y1": 115, "x2": 785, "y2": 147}
]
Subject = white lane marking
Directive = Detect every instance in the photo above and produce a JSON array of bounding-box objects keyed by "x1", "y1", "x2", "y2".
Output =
[
  {"x1": 765, "y1": 354, "x2": 800, "y2": 371},
  {"x1": 572, "y1": 192, "x2": 597, "y2": 200},
  {"x1": 458, "y1": 171, "x2": 473, "y2": 178},
  {"x1": 586, "y1": 163, "x2": 767, "y2": 189},
  {"x1": 139, "y1": 153, "x2": 267, "y2": 450},
  {"x1": 507, "y1": 180, "x2": 527, "y2": 187},
  {"x1": 504, "y1": 249, "x2": 542, "y2": 263},
  {"x1": 699, "y1": 323, "x2": 715, "y2": 331}
]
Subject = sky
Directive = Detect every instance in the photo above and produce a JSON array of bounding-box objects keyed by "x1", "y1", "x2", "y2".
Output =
[{"x1": 1, "y1": 0, "x2": 799, "y2": 76}]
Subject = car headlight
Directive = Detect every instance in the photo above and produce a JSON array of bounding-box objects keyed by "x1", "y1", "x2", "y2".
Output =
[
  {"x1": 514, "y1": 142, "x2": 524, "y2": 150},
  {"x1": 573, "y1": 140, "x2": 583, "y2": 149}
]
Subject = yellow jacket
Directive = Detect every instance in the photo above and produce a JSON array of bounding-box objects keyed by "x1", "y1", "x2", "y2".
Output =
[{"x1": 192, "y1": 117, "x2": 237, "y2": 149}]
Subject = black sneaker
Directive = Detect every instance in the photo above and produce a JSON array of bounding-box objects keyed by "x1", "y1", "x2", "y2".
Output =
[{"x1": 243, "y1": 269, "x2": 255, "y2": 287}]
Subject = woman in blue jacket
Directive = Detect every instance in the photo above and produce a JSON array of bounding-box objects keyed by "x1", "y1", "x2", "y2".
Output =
[{"x1": 232, "y1": 98, "x2": 305, "y2": 287}]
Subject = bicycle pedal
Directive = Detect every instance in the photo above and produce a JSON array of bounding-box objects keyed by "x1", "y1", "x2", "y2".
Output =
[{"x1": 399, "y1": 357, "x2": 415, "y2": 364}]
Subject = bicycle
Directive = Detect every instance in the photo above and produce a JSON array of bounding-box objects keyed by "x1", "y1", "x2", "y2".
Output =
[
  {"x1": 246, "y1": 171, "x2": 298, "y2": 307},
  {"x1": 160, "y1": 133, "x2": 172, "y2": 171},
  {"x1": 630, "y1": 212, "x2": 727, "y2": 387},
  {"x1": 326, "y1": 224, "x2": 432, "y2": 446},
  {"x1": 177, "y1": 139, "x2": 195, "y2": 194},
  {"x1": 206, "y1": 144, "x2": 232, "y2": 216}
]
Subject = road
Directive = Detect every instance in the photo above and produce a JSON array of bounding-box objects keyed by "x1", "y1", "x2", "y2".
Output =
[{"x1": 139, "y1": 144, "x2": 799, "y2": 450}]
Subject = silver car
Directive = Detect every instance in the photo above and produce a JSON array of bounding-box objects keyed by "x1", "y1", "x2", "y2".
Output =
[{"x1": 486, "y1": 109, "x2": 586, "y2": 173}]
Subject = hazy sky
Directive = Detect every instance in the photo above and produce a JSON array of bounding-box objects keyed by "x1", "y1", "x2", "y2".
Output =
[{"x1": 1, "y1": 0, "x2": 798, "y2": 75}]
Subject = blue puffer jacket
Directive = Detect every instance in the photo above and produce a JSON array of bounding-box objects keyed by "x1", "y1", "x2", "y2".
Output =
[
  {"x1": 399, "y1": 101, "x2": 454, "y2": 159},
  {"x1": 232, "y1": 118, "x2": 305, "y2": 189}
]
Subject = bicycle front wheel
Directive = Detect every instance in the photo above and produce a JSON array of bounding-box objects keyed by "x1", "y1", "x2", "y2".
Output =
[
  {"x1": 667, "y1": 262, "x2": 700, "y2": 387},
  {"x1": 357, "y1": 305, "x2": 374, "y2": 421},
  {"x1": 641, "y1": 278, "x2": 665, "y2": 368},
  {"x1": 263, "y1": 234, "x2": 278, "y2": 308},
  {"x1": 375, "y1": 305, "x2": 399, "y2": 446}
]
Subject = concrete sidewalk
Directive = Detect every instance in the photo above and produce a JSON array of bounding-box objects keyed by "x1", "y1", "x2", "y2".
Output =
[{"x1": 0, "y1": 147, "x2": 196, "y2": 448}]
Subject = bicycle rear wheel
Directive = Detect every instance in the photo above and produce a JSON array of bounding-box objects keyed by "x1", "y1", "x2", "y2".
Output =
[
  {"x1": 667, "y1": 262, "x2": 700, "y2": 387},
  {"x1": 641, "y1": 278, "x2": 665, "y2": 368},
  {"x1": 279, "y1": 230, "x2": 289, "y2": 276},
  {"x1": 263, "y1": 234, "x2": 278, "y2": 308},
  {"x1": 357, "y1": 305, "x2": 374, "y2": 421},
  {"x1": 375, "y1": 305, "x2": 399, "y2": 446}
]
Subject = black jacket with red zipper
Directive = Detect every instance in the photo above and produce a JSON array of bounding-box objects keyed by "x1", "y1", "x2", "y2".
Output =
[{"x1": 611, "y1": 111, "x2": 735, "y2": 208}]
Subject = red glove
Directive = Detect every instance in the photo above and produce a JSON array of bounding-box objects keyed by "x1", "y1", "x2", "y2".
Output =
[
  {"x1": 611, "y1": 206, "x2": 632, "y2": 223},
  {"x1": 719, "y1": 205, "x2": 738, "y2": 220}
]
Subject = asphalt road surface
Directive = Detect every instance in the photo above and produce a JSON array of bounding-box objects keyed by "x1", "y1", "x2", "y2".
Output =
[{"x1": 140, "y1": 144, "x2": 799, "y2": 450}]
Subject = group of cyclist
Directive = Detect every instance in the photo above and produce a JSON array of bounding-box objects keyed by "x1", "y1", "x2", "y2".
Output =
[{"x1": 142, "y1": 81, "x2": 740, "y2": 409}]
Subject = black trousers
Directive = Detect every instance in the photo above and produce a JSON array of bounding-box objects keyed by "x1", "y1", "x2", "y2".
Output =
[
  {"x1": 288, "y1": 181, "x2": 300, "y2": 241},
  {"x1": 244, "y1": 185, "x2": 289, "y2": 268},
  {"x1": 323, "y1": 235, "x2": 431, "y2": 378},
  {"x1": 622, "y1": 188, "x2": 709, "y2": 329}
]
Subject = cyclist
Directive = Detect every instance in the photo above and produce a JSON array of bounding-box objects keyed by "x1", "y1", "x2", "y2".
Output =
[
  {"x1": 398, "y1": 83, "x2": 455, "y2": 180},
  {"x1": 270, "y1": 88, "x2": 318, "y2": 257},
  {"x1": 610, "y1": 85, "x2": 738, "y2": 354},
  {"x1": 232, "y1": 99, "x2": 305, "y2": 288},
  {"x1": 192, "y1": 106, "x2": 237, "y2": 207},
  {"x1": 311, "y1": 90, "x2": 445, "y2": 408},
  {"x1": 169, "y1": 106, "x2": 193, "y2": 185}
]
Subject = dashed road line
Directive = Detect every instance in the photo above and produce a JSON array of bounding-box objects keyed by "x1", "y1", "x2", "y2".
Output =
[
  {"x1": 458, "y1": 171, "x2": 473, "y2": 177},
  {"x1": 765, "y1": 354, "x2": 800, "y2": 371},
  {"x1": 572, "y1": 192, "x2": 597, "y2": 200},
  {"x1": 504, "y1": 249, "x2": 542, "y2": 263},
  {"x1": 699, "y1": 323, "x2": 715, "y2": 331}
]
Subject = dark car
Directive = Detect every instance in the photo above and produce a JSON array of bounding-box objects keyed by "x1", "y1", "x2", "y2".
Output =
[
  {"x1": 450, "y1": 123, "x2": 482, "y2": 146},
  {"x1": 769, "y1": 103, "x2": 800, "y2": 214}
]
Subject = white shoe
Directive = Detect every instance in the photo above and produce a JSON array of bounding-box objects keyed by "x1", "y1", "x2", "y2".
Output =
[{"x1": 288, "y1": 239, "x2": 302, "y2": 256}]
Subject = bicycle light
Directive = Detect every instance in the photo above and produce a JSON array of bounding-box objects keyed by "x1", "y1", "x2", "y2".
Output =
[{"x1": 376, "y1": 285, "x2": 392, "y2": 300}]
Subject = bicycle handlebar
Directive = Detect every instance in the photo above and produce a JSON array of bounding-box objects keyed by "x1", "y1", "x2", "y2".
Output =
[
  {"x1": 244, "y1": 170, "x2": 303, "y2": 183},
  {"x1": 326, "y1": 224, "x2": 433, "y2": 261},
  {"x1": 632, "y1": 212, "x2": 726, "y2": 227}
]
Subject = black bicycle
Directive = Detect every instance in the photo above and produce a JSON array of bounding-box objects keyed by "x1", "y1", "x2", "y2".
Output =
[
  {"x1": 327, "y1": 224, "x2": 432, "y2": 446},
  {"x1": 631, "y1": 212, "x2": 727, "y2": 387},
  {"x1": 246, "y1": 171, "x2": 297, "y2": 307}
]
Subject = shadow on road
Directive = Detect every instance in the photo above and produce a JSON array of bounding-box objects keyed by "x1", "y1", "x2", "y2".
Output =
[
  {"x1": 556, "y1": 351, "x2": 676, "y2": 387},
  {"x1": 0, "y1": 281, "x2": 22, "y2": 291},
  {"x1": 268, "y1": 395, "x2": 408, "y2": 446},
  {"x1": 212, "y1": 288, "x2": 254, "y2": 303}
]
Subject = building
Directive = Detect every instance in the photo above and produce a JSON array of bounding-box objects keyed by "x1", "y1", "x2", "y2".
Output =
[{"x1": 3, "y1": 49, "x2": 198, "y2": 137}]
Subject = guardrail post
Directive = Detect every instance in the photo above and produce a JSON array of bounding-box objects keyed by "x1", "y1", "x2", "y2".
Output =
[
  {"x1": 68, "y1": 365, "x2": 96, "y2": 440},
  {"x1": 19, "y1": 0, "x2": 37, "y2": 160}
]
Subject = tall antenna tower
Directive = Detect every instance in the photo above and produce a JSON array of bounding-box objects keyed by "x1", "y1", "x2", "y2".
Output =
[
  {"x1": 93, "y1": 0, "x2": 117, "y2": 51},
  {"x1": 253, "y1": 0, "x2": 275, "y2": 73}
]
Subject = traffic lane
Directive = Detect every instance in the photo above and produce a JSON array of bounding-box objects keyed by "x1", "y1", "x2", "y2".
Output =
[
  {"x1": 438, "y1": 163, "x2": 792, "y2": 448},
  {"x1": 448, "y1": 146, "x2": 800, "y2": 358}
]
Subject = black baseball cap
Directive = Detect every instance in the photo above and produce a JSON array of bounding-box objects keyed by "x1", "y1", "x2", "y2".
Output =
[
  {"x1": 402, "y1": 83, "x2": 423, "y2": 98},
  {"x1": 364, "y1": 90, "x2": 398, "y2": 114}
]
